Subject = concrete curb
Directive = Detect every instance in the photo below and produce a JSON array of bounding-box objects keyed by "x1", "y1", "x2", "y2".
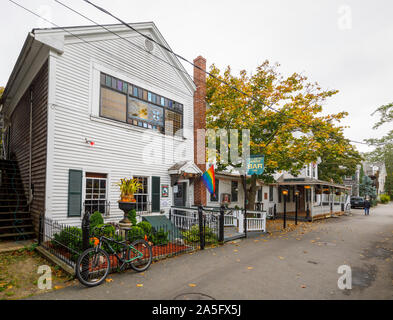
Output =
[{"x1": 35, "y1": 246, "x2": 75, "y2": 276}]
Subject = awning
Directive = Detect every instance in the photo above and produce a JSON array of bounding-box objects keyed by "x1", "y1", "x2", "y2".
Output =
[
  {"x1": 276, "y1": 176, "x2": 350, "y2": 190},
  {"x1": 168, "y1": 161, "x2": 203, "y2": 186}
]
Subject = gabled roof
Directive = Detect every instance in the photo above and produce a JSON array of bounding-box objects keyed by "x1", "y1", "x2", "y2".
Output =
[{"x1": 1, "y1": 22, "x2": 196, "y2": 108}]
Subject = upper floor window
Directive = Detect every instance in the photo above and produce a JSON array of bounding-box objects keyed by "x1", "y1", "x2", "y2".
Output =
[{"x1": 100, "y1": 73, "x2": 183, "y2": 135}]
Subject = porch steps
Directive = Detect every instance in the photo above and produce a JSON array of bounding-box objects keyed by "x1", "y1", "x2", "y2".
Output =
[{"x1": 0, "y1": 159, "x2": 34, "y2": 240}]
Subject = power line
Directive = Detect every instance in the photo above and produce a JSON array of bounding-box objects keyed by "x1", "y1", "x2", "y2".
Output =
[
  {"x1": 81, "y1": 0, "x2": 376, "y2": 147},
  {"x1": 7, "y1": 0, "x2": 197, "y2": 101},
  {"x1": 54, "y1": 0, "x2": 196, "y2": 86},
  {"x1": 9, "y1": 0, "x2": 375, "y2": 148}
]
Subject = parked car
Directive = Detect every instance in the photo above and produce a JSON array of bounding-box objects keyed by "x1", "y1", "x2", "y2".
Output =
[{"x1": 351, "y1": 196, "x2": 365, "y2": 208}]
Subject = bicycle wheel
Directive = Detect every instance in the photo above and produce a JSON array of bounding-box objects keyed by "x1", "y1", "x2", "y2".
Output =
[
  {"x1": 128, "y1": 239, "x2": 152, "y2": 272},
  {"x1": 76, "y1": 247, "x2": 111, "y2": 287}
]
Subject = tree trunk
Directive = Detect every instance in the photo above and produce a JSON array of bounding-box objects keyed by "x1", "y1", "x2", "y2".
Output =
[{"x1": 247, "y1": 175, "x2": 257, "y2": 211}]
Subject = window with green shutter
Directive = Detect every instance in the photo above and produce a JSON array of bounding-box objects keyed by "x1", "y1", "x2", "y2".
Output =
[
  {"x1": 68, "y1": 169, "x2": 83, "y2": 217},
  {"x1": 151, "y1": 176, "x2": 160, "y2": 212}
]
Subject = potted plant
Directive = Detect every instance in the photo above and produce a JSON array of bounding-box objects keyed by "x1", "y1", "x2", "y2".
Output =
[
  {"x1": 117, "y1": 178, "x2": 142, "y2": 203},
  {"x1": 116, "y1": 178, "x2": 142, "y2": 225}
]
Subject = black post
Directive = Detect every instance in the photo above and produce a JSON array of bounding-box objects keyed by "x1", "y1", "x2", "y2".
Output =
[
  {"x1": 295, "y1": 194, "x2": 298, "y2": 225},
  {"x1": 198, "y1": 205, "x2": 204, "y2": 250},
  {"x1": 283, "y1": 193, "x2": 287, "y2": 229},
  {"x1": 274, "y1": 204, "x2": 277, "y2": 219},
  {"x1": 243, "y1": 174, "x2": 248, "y2": 238},
  {"x1": 219, "y1": 205, "x2": 225, "y2": 243},
  {"x1": 306, "y1": 188, "x2": 311, "y2": 221},
  {"x1": 82, "y1": 212, "x2": 90, "y2": 251}
]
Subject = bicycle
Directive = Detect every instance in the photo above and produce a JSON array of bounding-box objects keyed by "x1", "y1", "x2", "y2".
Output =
[{"x1": 75, "y1": 224, "x2": 153, "y2": 287}]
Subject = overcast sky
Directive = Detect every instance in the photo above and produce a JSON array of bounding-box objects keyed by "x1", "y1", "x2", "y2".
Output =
[{"x1": 1, "y1": 0, "x2": 392, "y2": 153}]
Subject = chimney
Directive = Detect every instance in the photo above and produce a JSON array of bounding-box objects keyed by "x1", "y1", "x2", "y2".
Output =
[{"x1": 193, "y1": 56, "x2": 207, "y2": 206}]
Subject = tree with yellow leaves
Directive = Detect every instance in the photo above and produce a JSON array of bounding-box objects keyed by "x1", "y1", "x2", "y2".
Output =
[{"x1": 206, "y1": 61, "x2": 361, "y2": 209}]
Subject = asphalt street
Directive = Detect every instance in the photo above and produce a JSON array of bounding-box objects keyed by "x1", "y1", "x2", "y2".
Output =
[{"x1": 31, "y1": 203, "x2": 393, "y2": 300}]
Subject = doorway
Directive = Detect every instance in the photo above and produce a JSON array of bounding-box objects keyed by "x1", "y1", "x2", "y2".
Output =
[{"x1": 174, "y1": 182, "x2": 187, "y2": 207}]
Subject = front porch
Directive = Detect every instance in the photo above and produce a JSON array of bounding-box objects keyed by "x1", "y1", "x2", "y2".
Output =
[{"x1": 276, "y1": 177, "x2": 350, "y2": 221}]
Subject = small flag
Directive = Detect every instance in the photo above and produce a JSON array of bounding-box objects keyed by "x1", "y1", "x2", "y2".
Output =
[{"x1": 201, "y1": 165, "x2": 216, "y2": 196}]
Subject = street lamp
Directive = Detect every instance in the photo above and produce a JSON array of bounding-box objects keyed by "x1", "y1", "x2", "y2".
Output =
[
  {"x1": 282, "y1": 188, "x2": 288, "y2": 229},
  {"x1": 304, "y1": 185, "x2": 311, "y2": 221},
  {"x1": 294, "y1": 189, "x2": 300, "y2": 225}
]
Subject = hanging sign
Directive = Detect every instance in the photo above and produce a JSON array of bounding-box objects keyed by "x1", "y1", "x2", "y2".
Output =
[{"x1": 246, "y1": 155, "x2": 265, "y2": 175}]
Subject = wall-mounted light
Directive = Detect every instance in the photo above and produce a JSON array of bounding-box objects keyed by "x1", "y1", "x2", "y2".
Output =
[
  {"x1": 304, "y1": 185, "x2": 311, "y2": 189},
  {"x1": 282, "y1": 189, "x2": 289, "y2": 196},
  {"x1": 295, "y1": 190, "x2": 300, "y2": 196}
]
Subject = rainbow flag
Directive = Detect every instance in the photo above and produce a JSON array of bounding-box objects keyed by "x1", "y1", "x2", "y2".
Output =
[{"x1": 201, "y1": 165, "x2": 216, "y2": 196}]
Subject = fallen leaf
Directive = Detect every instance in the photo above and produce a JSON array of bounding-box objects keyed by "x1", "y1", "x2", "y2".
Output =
[
  {"x1": 301, "y1": 285, "x2": 307, "y2": 288},
  {"x1": 247, "y1": 267, "x2": 254, "y2": 270},
  {"x1": 105, "y1": 278, "x2": 113, "y2": 283},
  {"x1": 233, "y1": 249, "x2": 238, "y2": 252},
  {"x1": 7, "y1": 285, "x2": 13, "y2": 289},
  {"x1": 54, "y1": 285, "x2": 63, "y2": 290},
  {"x1": 189, "y1": 283, "x2": 197, "y2": 287},
  {"x1": 278, "y1": 256, "x2": 285, "y2": 260},
  {"x1": 136, "y1": 284, "x2": 143, "y2": 287}
]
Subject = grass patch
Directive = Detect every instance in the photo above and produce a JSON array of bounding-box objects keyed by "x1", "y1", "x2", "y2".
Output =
[{"x1": 0, "y1": 244, "x2": 76, "y2": 300}]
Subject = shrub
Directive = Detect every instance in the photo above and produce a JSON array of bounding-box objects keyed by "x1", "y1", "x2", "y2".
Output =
[
  {"x1": 137, "y1": 221, "x2": 152, "y2": 237},
  {"x1": 371, "y1": 199, "x2": 378, "y2": 207},
  {"x1": 90, "y1": 211, "x2": 104, "y2": 229},
  {"x1": 151, "y1": 228, "x2": 169, "y2": 246},
  {"x1": 92, "y1": 224, "x2": 116, "y2": 238},
  {"x1": 52, "y1": 227, "x2": 83, "y2": 261},
  {"x1": 127, "y1": 209, "x2": 137, "y2": 226},
  {"x1": 127, "y1": 226, "x2": 145, "y2": 242},
  {"x1": 182, "y1": 225, "x2": 217, "y2": 244},
  {"x1": 380, "y1": 194, "x2": 391, "y2": 204}
]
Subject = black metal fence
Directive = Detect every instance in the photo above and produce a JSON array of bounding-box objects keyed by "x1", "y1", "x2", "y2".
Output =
[
  {"x1": 38, "y1": 208, "x2": 218, "y2": 270},
  {"x1": 38, "y1": 216, "x2": 84, "y2": 267}
]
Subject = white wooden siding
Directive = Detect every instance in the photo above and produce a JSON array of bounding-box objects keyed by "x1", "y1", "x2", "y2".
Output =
[{"x1": 47, "y1": 26, "x2": 195, "y2": 224}]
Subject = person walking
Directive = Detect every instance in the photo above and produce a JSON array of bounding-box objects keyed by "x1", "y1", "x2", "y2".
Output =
[{"x1": 364, "y1": 198, "x2": 371, "y2": 215}]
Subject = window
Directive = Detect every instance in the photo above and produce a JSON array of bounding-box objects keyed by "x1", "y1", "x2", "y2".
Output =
[
  {"x1": 134, "y1": 176, "x2": 149, "y2": 213},
  {"x1": 165, "y1": 109, "x2": 183, "y2": 136},
  {"x1": 257, "y1": 188, "x2": 262, "y2": 202},
  {"x1": 231, "y1": 181, "x2": 238, "y2": 202},
  {"x1": 100, "y1": 87, "x2": 127, "y2": 122},
  {"x1": 210, "y1": 179, "x2": 219, "y2": 202},
  {"x1": 85, "y1": 173, "x2": 108, "y2": 216},
  {"x1": 269, "y1": 186, "x2": 274, "y2": 201},
  {"x1": 100, "y1": 73, "x2": 183, "y2": 135}
]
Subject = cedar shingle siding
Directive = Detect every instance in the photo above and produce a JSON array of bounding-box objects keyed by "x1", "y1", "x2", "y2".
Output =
[{"x1": 9, "y1": 61, "x2": 48, "y2": 234}]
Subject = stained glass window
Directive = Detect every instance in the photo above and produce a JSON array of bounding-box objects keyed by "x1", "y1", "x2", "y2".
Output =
[{"x1": 100, "y1": 72, "x2": 183, "y2": 135}]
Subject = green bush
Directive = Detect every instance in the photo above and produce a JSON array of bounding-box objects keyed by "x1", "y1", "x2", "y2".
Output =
[
  {"x1": 127, "y1": 226, "x2": 145, "y2": 242},
  {"x1": 137, "y1": 221, "x2": 152, "y2": 236},
  {"x1": 151, "y1": 228, "x2": 169, "y2": 246},
  {"x1": 379, "y1": 194, "x2": 391, "y2": 204},
  {"x1": 182, "y1": 225, "x2": 217, "y2": 244},
  {"x1": 90, "y1": 211, "x2": 104, "y2": 229},
  {"x1": 52, "y1": 227, "x2": 83, "y2": 261},
  {"x1": 127, "y1": 209, "x2": 137, "y2": 226},
  {"x1": 371, "y1": 199, "x2": 378, "y2": 207}
]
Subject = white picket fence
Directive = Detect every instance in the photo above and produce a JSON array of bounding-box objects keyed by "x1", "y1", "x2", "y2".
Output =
[{"x1": 170, "y1": 207, "x2": 266, "y2": 234}]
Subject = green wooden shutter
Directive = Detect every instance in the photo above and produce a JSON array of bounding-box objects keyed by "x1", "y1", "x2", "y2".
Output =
[
  {"x1": 152, "y1": 176, "x2": 160, "y2": 213},
  {"x1": 68, "y1": 169, "x2": 83, "y2": 217}
]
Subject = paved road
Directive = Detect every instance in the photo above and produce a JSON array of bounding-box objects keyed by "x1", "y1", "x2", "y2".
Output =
[{"x1": 32, "y1": 204, "x2": 393, "y2": 300}]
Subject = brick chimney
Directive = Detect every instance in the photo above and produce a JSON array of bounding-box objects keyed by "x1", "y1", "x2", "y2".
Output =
[{"x1": 193, "y1": 56, "x2": 207, "y2": 206}]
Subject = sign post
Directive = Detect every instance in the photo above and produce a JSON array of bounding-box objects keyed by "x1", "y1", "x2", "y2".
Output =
[{"x1": 244, "y1": 155, "x2": 265, "y2": 237}]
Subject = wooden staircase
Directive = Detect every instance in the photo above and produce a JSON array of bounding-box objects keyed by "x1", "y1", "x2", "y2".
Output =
[{"x1": 0, "y1": 159, "x2": 35, "y2": 240}]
